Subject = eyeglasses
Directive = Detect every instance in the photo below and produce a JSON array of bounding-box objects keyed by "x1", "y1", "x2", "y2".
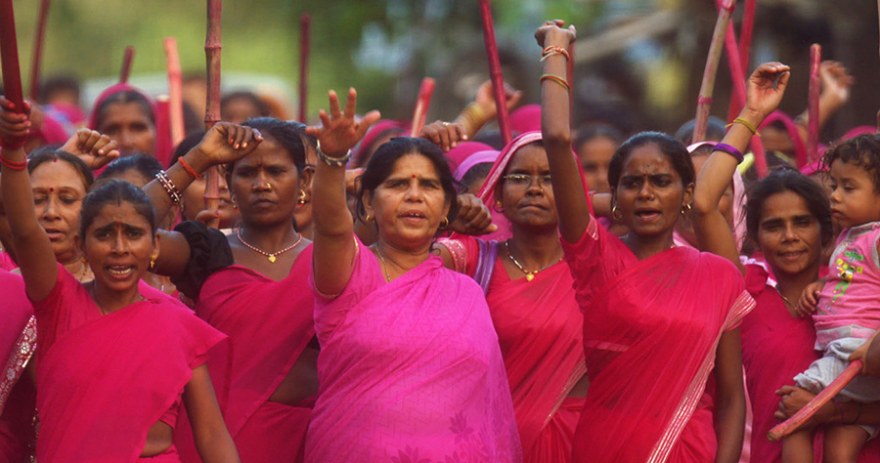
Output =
[{"x1": 501, "y1": 173, "x2": 552, "y2": 187}]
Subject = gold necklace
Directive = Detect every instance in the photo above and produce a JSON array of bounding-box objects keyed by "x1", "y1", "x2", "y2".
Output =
[
  {"x1": 235, "y1": 229, "x2": 302, "y2": 263},
  {"x1": 374, "y1": 245, "x2": 393, "y2": 283},
  {"x1": 774, "y1": 286, "x2": 797, "y2": 310},
  {"x1": 504, "y1": 241, "x2": 562, "y2": 282}
]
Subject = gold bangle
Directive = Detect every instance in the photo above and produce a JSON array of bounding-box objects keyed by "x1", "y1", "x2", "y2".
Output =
[
  {"x1": 731, "y1": 117, "x2": 758, "y2": 135},
  {"x1": 540, "y1": 74, "x2": 570, "y2": 92}
]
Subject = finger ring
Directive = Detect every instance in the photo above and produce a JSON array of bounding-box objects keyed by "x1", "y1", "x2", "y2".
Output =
[{"x1": 442, "y1": 122, "x2": 450, "y2": 127}]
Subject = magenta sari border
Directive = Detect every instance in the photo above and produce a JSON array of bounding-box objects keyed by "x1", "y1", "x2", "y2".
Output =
[
  {"x1": 0, "y1": 315, "x2": 36, "y2": 415},
  {"x1": 648, "y1": 291, "x2": 755, "y2": 462}
]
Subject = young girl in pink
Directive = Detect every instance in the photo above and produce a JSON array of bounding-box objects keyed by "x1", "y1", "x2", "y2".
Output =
[{"x1": 787, "y1": 134, "x2": 880, "y2": 461}]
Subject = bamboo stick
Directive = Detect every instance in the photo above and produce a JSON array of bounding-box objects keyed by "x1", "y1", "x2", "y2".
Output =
[
  {"x1": 119, "y1": 46, "x2": 135, "y2": 84},
  {"x1": 204, "y1": 0, "x2": 222, "y2": 226},
  {"x1": 692, "y1": 0, "x2": 736, "y2": 144},
  {"x1": 28, "y1": 0, "x2": 51, "y2": 102},
  {"x1": 298, "y1": 13, "x2": 310, "y2": 123},
  {"x1": 0, "y1": 0, "x2": 26, "y2": 149},
  {"x1": 164, "y1": 37, "x2": 185, "y2": 148},
  {"x1": 478, "y1": 0, "x2": 511, "y2": 145},
  {"x1": 768, "y1": 360, "x2": 863, "y2": 441},
  {"x1": 409, "y1": 77, "x2": 435, "y2": 137},
  {"x1": 807, "y1": 44, "x2": 821, "y2": 164}
]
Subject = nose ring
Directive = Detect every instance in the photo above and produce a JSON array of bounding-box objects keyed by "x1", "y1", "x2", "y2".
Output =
[{"x1": 265, "y1": 182, "x2": 272, "y2": 191}]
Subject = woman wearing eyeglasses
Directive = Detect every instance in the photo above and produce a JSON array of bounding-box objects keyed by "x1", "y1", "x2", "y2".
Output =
[{"x1": 437, "y1": 130, "x2": 586, "y2": 462}]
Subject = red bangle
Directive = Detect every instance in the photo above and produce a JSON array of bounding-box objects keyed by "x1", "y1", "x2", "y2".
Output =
[
  {"x1": 0, "y1": 156, "x2": 28, "y2": 171},
  {"x1": 178, "y1": 157, "x2": 203, "y2": 180}
]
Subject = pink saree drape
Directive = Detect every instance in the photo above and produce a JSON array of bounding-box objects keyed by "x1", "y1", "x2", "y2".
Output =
[
  {"x1": 178, "y1": 246, "x2": 316, "y2": 463},
  {"x1": 565, "y1": 220, "x2": 754, "y2": 462},
  {"x1": 0, "y1": 272, "x2": 36, "y2": 462},
  {"x1": 33, "y1": 265, "x2": 225, "y2": 462},
  {"x1": 305, "y1": 240, "x2": 521, "y2": 463}
]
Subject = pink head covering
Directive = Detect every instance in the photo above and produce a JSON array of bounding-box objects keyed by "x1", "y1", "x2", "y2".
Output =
[
  {"x1": 508, "y1": 104, "x2": 541, "y2": 135},
  {"x1": 445, "y1": 141, "x2": 494, "y2": 174},
  {"x1": 32, "y1": 112, "x2": 70, "y2": 145},
  {"x1": 88, "y1": 83, "x2": 156, "y2": 131},
  {"x1": 453, "y1": 150, "x2": 499, "y2": 182},
  {"x1": 759, "y1": 110, "x2": 808, "y2": 168},
  {"x1": 841, "y1": 125, "x2": 876, "y2": 141},
  {"x1": 351, "y1": 119, "x2": 405, "y2": 167}
]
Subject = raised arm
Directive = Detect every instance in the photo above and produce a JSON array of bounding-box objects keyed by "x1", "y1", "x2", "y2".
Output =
[
  {"x1": 0, "y1": 98, "x2": 57, "y2": 300},
  {"x1": 146, "y1": 123, "x2": 262, "y2": 276},
  {"x1": 308, "y1": 88, "x2": 380, "y2": 296},
  {"x1": 536, "y1": 21, "x2": 587, "y2": 243},
  {"x1": 693, "y1": 62, "x2": 790, "y2": 273}
]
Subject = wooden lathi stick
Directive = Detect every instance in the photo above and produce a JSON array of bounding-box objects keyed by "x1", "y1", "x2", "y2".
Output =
[
  {"x1": 478, "y1": 0, "x2": 511, "y2": 145},
  {"x1": 204, "y1": 0, "x2": 222, "y2": 226},
  {"x1": 28, "y1": 0, "x2": 51, "y2": 101},
  {"x1": 409, "y1": 77, "x2": 435, "y2": 137},
  {"x1": 119, "y1": 46, "x2": 135, "y2": 84},
  {"x1": 298, "y1": 13, "x2": 310, "y2": 123},
  {"x1": 807, "y1": 44, "x2": 821, "y2": 164},
  {"x1": 692, "y1": 0, "x2": 736, "y2": 144},
  {"x1": 768, "y1": 360, "x2": 863, "y2": 441},
  {"x1": 0, "y1": 0, "x2": 26, "y2": 149},
  {"x1": 164, "y1": 37, "x2": 185, "y2": 148}
]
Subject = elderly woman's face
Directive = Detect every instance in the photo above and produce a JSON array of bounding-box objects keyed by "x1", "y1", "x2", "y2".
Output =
[{"x1": 364, "y1": 153, "x2": 450, "y2": 249}]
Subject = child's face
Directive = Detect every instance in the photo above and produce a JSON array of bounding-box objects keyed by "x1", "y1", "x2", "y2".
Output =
[{"x1": 828, "y1": 159, "x2": 880, "y2": 229}]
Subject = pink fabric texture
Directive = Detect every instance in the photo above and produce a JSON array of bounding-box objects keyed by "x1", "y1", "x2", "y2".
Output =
[
  {"x1": 448, "y1": 236, "x2": 585, "y2": 461},
  {"x1": 351, "y1": 119, "x2": 405, "y2": 167},
  {"x1": 814, "y1": 222, "x2": 880, "y2": 337},
  {"x1": 453, "y1": 149, "x2": 500, "y2": 182},
  {"x1": 178, "y1": 246, "x2": 316, "y2": 463},
  {"x1": 306, "y1": 240, "x2": 521, "y2": 462},
  {"x1": 509, "y1": 104, "x2": 541, "y2": 134},
  {"x1": 0, "y1": 272, "x2": 36, "y2": 462},
  {"x1": 565, "y1": 219, "x2": 754, "y2": 462},
  {"x1": 445, "y1": 141, "x2": 495, "y2": 174},
  {"x1": 32, "y1": 264, "x2": 225, "y2": 462}
]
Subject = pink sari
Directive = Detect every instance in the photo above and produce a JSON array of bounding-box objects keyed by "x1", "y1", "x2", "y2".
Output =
[
  {"x1": 305, "y1": 240, "x2": 521, "y2": 463},
  {"x1": 179, "y1": 246, "x2": 315, "y2": 463},
  {"x1": 33, "y1": 265, "x2": 225, "y2": 462},
  {"x1": 742, "y1": 265, "x2": 880, "y2": 462},
  {"x1": 565, "y1": 220, "x2": 754, "y2": 462},
  {"x1": 0, "y1": 272, "x2": 36, "y2": 462},
  {"x1": 443, "y1": 235, "x2": 585, "y2": 461}
]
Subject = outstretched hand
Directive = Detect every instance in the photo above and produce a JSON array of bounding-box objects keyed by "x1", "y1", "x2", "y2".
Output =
[
  {"x1": 60, "y1": 129, "x2": 121, "y2": 169},
  {"x1": 307, "y1": 88, "x2": 380, "y2": 157},
  {"x1": 743, "y1": 62, "x2": 790, "y2": 121},
  {"x1": 534, "y1": 20, "x2": 576, "y2": 49},
  {"x1": 819, "y1": 60, "x2": 854, "y2": 108},
  {"x1": 0, "y1": 96, "x2": 32, "y2": 148},
  {"x1": 192, "y1": 122, "x2": 263, "y2": 167}
]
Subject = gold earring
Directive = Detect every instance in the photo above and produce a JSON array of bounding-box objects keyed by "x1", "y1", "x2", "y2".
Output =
[
  {"x1": 149, "y1": 254, "x2": 158, "y2": 272},
  {"x1": 681, "y1": 203, "x2": 693, "y2": 216},
  {"x1": 611, "y1": 203, "x2": 623, "y2": 220},
  {"x1": 365, "y1": 213, "x2": 373, "y2": 223},
  {"x1": 440, "y1": 217, "x2": 450, "y2": 229},
  {"x1": 298, "y1": 190, "x2": 307, "y2": 205},
  {"x1": 493, "y1": 200, "x2": 504, "y2": 213}
]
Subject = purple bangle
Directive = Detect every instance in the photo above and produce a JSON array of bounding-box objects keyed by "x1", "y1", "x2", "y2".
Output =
[{"x1": 714, "y1": 143, "x2": 744, "y2": 164}]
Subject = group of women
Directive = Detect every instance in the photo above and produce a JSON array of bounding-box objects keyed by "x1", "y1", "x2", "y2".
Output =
[{"x1": 2, "y1": 18, "x2": 880, "y2": 463}]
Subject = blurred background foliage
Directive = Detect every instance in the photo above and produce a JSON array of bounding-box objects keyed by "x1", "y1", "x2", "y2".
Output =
[{"x1": 3, "y1": 0, "x2": 879, "y2": 137}]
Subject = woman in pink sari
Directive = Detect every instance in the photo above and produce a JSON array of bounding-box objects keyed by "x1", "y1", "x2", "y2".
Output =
[
  {"x1": 537, "y1": 22, "x2": 753, "y2": 462},
  {"x1": 306, "y1": 89, "x2": 520, "y2": 463},
  {"x1": 145, "y1": 118, "x2": 317, "y2": 463},
  {"x1": 696, "y1": 63, "x2": 880, "y2": 463},
  {"x1": 1, "y1": 101, "x2": 239, "y2": 462},
  {"x1": 436, "y1": 131, "x2": 585, "y2": 461}
]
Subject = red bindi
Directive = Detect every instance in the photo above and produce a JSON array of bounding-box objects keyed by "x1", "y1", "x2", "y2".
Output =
[{"x1": 48, "y1": 187, "x2": 54, "y2": 193}]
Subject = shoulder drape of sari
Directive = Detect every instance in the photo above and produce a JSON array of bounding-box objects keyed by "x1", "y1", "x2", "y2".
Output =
[
  {"x1": 564, "y1": 220, "x2": 754, "y2": 463},
  {"x1": 306, "y1": 239, "x2": 522, "y2": 463},
  {"x1": 485, "y1": 255, "x2": 585, "y2": 461},
  {"x1": 178, "y1": 245, "x2": 315, "y2": 463},
  {"x1": 0, "y1": 272, "x2": 36, "y2": 462},
  {"x1": 33, "y1": 265, "x2": 225, "y2": 462}
]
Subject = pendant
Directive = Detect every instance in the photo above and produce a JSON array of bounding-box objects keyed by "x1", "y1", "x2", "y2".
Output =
[
  {"x1": 526, "y1": 273, "x2": 535, "y2": 282},
  {"x1": 268, "y1": 254, "x2": 277, "y2": 263}
]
